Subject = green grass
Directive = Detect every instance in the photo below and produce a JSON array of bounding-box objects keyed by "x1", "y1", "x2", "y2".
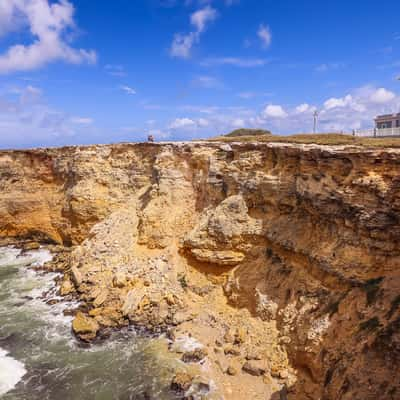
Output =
[
  {"x1": 206, "y1": 133, "x2": 400, "y2": 148},
  {"x1": 223, "y1": 128, "x2": 272, "y2": 137}
]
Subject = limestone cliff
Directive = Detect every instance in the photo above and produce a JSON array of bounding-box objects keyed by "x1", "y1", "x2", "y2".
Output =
[{"x1": 0, "y1": 141, "x2": 399, "y2": 400}]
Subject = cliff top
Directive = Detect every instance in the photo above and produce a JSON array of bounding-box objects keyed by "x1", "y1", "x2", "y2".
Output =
[{"x1": 2, "y1": 134, "x2": 400, "y2": 154}]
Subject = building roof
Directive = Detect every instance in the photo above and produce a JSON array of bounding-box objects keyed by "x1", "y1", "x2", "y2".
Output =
[{"x1": 374, "y1": 113, "x2": 400, "y2": 121}]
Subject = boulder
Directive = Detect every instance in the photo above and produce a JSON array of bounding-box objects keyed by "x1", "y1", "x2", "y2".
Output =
[
  {"x1": 226, "y1": 365, "x2": 238, "y2": 376},
  {"x1": 70, "y1": 265, "x2": 83, "y2": 287},
  {"x1": 183, "y1": 195, "x2": 262, "y2": 267},
  {"x1": 72, "y1": 312, "x2": 99, "y2": 340},
  {"x1": 189, "y1": 249, "x2": 245, "y2": 266},
  {"x1": 112, "y1": 272, "x2": 127, "y2": 288},
  {"x1": 170, "y1": 372, "x2": 193, "y2": 394},
  {"x1": 242, "y1": 361, "x2": 266, "y2": 376},
  {"x1": 181, "y1": 348, "x2": 208, "y2": 363},
  {"x1": 60, "y1": 278, "x2": 74, "y2": 295},
  {"x1": 224, "y1": 345, "x2": 241, "y2": 356},
  {"x1": 93, "y1": 290, "x2": 108, "y2": 307},
  {"x1": 22, "y1": 242, "x2": 40, "y2": 251},
  {"x1": 122, "y1": 288, "x2": 146, "y2": 317}
]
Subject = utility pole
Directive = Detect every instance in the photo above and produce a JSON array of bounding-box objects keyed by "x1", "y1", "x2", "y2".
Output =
[{"x1": 313, "y1": 110, "x2": 319, "y2": 134}]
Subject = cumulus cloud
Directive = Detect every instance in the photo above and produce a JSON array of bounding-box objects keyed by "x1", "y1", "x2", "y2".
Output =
[
  {"x1": 369, "y1": 87, "x2": 395, "y2": 104},
  {"x1": 263, "y1": 104, "x2": 287, "y2": 118},
  {"x1": 295, "y1": 103, "x2": 316, "y2": 114},
  {"x1": 190, "y1": 6, "x2": 218, "y2": 33},
  {"x1": 258, "y1": 86, "x2": 400, "y2": 133},
  {"x1": 0, "y1": 85, "x2": 95, "y2": 147},
  {"x1": 168, "y1": 117, "x2": 197, "y2": 129},
  {"x1": 0, "y1": 0, "x2": 96, "y2": 74},
  {"x1": 170, "y1": 32, "x2": 197, "y2": 59},
  {"x1": 167, "y1": 117, "x2": 214, "y2": 133},
  {"x1": 323, "y1": 94, "x2": 353, "y2": 110},
  {"x1": 170, "y1": 85, "x2": 400, "y2": 137},
  {"x1": 170, "y1": 6, "x2": 217, "y2": 58},
  {"x1": 258, "y1": 24, "x2": 272, "y2": 49}
]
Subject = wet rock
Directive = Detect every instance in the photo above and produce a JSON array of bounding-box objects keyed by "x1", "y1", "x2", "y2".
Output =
[
  {"x1": 22, "y1": 242, "x2": 40, "y2": 251},
  {"x1": 181, "y1": 348, "x2": 208, "y2": 363},
  {"x1": 242, "y1": 361, "x2": 266, "y2": 376},
  {"x1": 60, "y1": 278, "x2": 74, "y2": 295},
  {"x1": 72, "y1": 311, "x2": 99, "y2": 340},
  {"x1": 185, "y1": 377, "x2": 211, "y2": 398},
  {"x1": 46, "y1": 299, "x2": 60, "y2": 305},
  {"x1": 170, "y1": 372, "x2": 193, "y2": 394},
  {"x1": 63, "y1": 308, "x2": 76, "y2": 316}
]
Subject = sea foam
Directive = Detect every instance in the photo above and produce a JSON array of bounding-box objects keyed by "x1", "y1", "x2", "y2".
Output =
[{"x1": 0, "y1": 347, "x2": 27, "y2": 396}]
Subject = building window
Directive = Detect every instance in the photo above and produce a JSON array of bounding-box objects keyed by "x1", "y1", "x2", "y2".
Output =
[{"x1": 397, "y1": 120, "x2": 400, "y2": 128}]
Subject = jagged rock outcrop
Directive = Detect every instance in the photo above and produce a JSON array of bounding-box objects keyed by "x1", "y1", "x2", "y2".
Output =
[
  {"x1": 0, "y1": 141, "x2": 399, "y2": 400},
  {"x1": 183, "y1": 194, "x2": 263, "y2": 266}
]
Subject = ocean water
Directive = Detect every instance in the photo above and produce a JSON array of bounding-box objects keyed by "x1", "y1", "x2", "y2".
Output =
[{"x1": 0, "y1": 246, "x2": 182, "y2": 400}]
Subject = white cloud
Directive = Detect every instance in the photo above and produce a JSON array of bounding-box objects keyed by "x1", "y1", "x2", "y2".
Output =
[
  {"x1": 258, "y1": 24, "x2": 272, "y2": 49},
  {"x1": 190, "y1": 6, "x2": 217, "y2": 33},
  {"x1": 263, "y1": 104, "x2": 287, "y2": 118},
  {"x1": 170, "y1": 6, "x2": 217, "y2": 58},
  {"x1": 0, "y1": 85, "x2": 95, "y2": 147},
  {"x1": 369, "y1": 88, "x2": 395, "y2": 104},
  {"x1": 0, "y1": 0, "x2": 97, "y2": 74},
  {"x1": 169, "y1": 117, "x2": 197, "y2": 129},
  {"x1": 158, "y1": 86, "x2": 399, "y2": 138},
  {"x1": 168, "y1": 116, "x2": 211, "y2": 131},
  {"x1": 201, "y1": 57, "x2": 268, "y2": 67},
  {"x1": 197, "y1": 117, "x2": 209, "y2": 127},
  {"x1": 231, "y1": 118, "x2": 245, "y2": 128},
  {"x1": 120, "y1": 85, "x2": 136, "y2": 95},
  {"x1": 295, "y1": 103, "x2": 316, "y2": 114},
  {"x1": 170, "y1": 32, "x2": 197, "y2": 59},
  {"x1": 323, "y1": 95, "x2": 353, "y2": 110},
  {"x1": 71, "y1": 117, "x2": 93, "y2": 124},
  {"x1": 253, "y1": 85, "x2": 400, "y2": 134},
  {"x1": 0, "y1": 1, "x2": 24, "y2": 37}
]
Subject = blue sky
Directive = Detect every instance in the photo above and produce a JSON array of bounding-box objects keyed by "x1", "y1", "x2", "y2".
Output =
[{"x1": 0, "y1": 0, "x2": 400, "y2": 148}]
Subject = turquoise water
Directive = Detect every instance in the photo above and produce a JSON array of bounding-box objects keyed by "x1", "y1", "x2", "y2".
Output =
[{"x1": 0, "y1": 247, "x2": 180, "y2": 400}]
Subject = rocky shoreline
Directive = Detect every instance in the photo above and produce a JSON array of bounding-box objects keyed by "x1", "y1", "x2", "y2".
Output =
[
  {"x1": 34, "y1": 239, "x2": 291, "y2": 400},
  {"x1": 1, "y1": 141, "x2": 399, "y2": 399}
]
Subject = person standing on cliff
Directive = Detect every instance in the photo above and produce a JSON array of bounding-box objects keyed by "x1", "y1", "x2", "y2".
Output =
[{"x1": 147, "y1": 134, "x2": 154, "y2": 142}]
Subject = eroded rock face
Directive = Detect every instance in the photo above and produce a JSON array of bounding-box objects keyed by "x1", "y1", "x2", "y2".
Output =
[
  {"x1": 1, "y1": 141, "x2": 399, "y2": 400},
  {"x1": 183, "y1": 194, "x2": 263, "y2": 266}
]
